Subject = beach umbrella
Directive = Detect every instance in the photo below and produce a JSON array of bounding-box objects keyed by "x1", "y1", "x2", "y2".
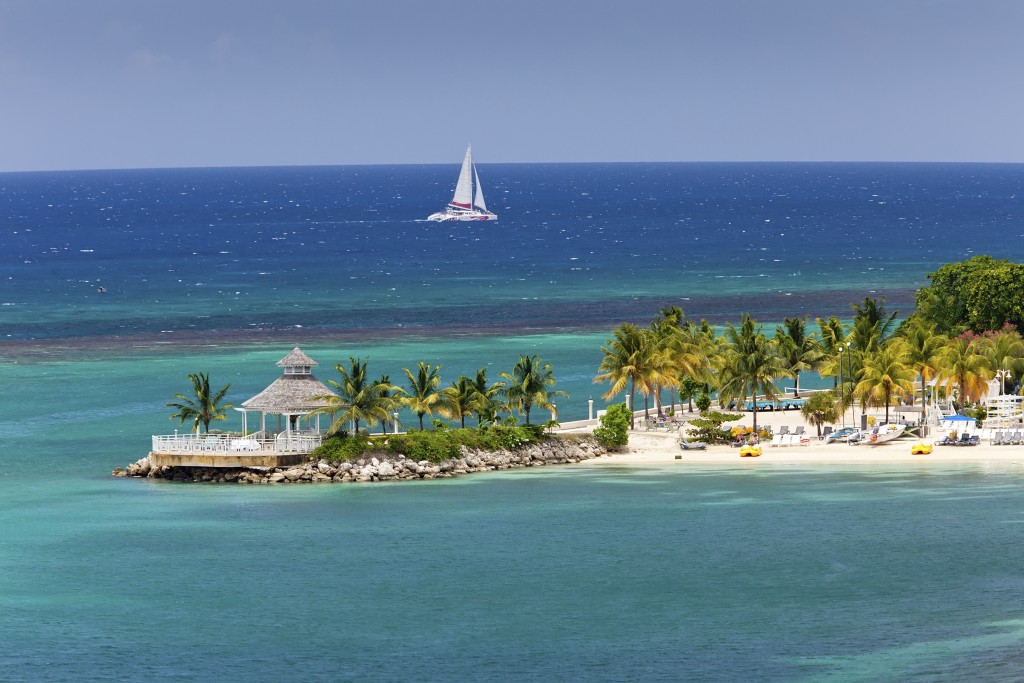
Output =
[{"x1": 939, "y1": 414, "x2": 977, "y2": 428}]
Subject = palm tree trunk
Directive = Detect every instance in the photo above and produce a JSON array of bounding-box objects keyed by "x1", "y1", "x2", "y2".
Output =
[
  {"x1": 751, "y1": 397, "x2": 758, "y2": 432},
  {"x1": 794, "y1": 371, "x2": 801, "y2": 398},
  {"x1": 629, "y1": 378, "x2": 636, "y2": 429},
  {"x1": 921, "y1": 375, "x2": 927, "y2": 424},
  {"x1": 418, "y1": 412, "x2": 425, "y2": 430}
]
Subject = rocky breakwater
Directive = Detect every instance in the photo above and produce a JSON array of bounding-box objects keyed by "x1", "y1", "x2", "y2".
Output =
[{"x1": 113, "y1": 436, "x2": 606, "y2": 484}]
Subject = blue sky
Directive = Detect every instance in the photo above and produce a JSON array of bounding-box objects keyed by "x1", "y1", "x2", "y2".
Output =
[{"x1": 1, "y1": 0, "x2": 1022, "y2": 171}]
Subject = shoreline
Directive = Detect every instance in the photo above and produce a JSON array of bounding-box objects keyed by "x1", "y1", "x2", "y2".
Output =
[{"x1": 579, "y1": 429, "x2": 1024, "y2": 466}]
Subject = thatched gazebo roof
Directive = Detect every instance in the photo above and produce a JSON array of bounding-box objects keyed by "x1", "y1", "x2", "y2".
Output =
[
  {"x1": 241, "y1": 347, "x2": 338, "y2": 415},
  {"x1": 277, "y1": 347, "x2": 318, "y2": 368}
]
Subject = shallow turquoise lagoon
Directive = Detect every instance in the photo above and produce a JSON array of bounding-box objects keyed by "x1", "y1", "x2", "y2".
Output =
[{"x1": 6, "y1": 438, "x2": 1024, "y2": 681}]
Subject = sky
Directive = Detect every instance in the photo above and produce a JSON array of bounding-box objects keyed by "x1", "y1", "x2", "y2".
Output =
[{"x1": 1, "y1": 0, "x2": 1023, "y2": 172}]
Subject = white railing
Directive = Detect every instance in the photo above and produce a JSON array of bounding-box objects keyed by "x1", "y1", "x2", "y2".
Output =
[{"x1": 151, "y1": 431, "x2": 323, "y2": 455}]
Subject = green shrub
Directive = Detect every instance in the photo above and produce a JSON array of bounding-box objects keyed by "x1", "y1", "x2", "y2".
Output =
[
  {"x1": 593, "y1": 403, "x2": 630, "y2": 449},
  {"x1": 695, "y1": 392, "x2": 712, "y2": 412},
  {"x1": 312, "y1": 425, "x2": 549, "y2": 464},
  {"x1": 686, "y1": 410, "x2": 743, "y2": 444},
  {"x1": 313, "y1": 433, "x2": 371, "y2": 462}
]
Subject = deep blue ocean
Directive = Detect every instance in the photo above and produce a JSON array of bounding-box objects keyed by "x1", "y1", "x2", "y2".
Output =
[{"x1": 4, "y1": 162, "x2": 1024, "y2": 681}]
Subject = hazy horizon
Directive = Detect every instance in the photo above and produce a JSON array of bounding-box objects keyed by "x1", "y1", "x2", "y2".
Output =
[{"x1": 2, "y1": 0, "x2": 1022, "y2": 173}]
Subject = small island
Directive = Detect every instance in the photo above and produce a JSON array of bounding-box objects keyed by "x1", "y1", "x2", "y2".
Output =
[{"x1": 117, "y1": 256, "x2": 1024, "y2": 483}]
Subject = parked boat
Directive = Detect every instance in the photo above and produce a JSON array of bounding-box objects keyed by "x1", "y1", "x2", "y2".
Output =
[
  {"x1": 427, "y1": 145, "x2": 497, "y2": 222},
  {"x1": 851, "y1": 423, "x2": 906, "y2": 445},
  {"x1": 824, "y1": 426, "x2": 858, "y2": 443}
]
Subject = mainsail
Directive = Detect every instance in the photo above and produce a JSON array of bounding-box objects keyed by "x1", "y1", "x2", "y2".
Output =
[{"x1": 449, "y1": 146, "x2": 474, "y2": 210}]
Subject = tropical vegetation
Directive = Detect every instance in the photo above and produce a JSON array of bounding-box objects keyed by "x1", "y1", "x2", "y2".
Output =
[
  {"x1": 589, "y1": 257, "x2": 1024, "y2": 436},
  {"x1": 165, "y1": 372, "x2": 233, "y2": 433}
]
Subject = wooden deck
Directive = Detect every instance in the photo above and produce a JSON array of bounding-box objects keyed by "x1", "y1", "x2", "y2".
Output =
[{"x1": 149, "y1": 432, "x2": 323, "y2": 469}]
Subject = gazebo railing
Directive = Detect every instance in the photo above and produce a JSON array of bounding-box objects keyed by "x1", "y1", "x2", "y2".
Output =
[{"x1": 151, "y1": 430, "x2": 323, "y2": 455}]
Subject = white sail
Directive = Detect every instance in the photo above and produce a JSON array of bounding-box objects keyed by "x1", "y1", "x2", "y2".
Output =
[
  {"x1": 426, "y1": 144, "x2": 497, "y2": 222},
  {"x1": 472, "y1": 163, "x2": 488, "y2": 213},
  {"x1": 449, "y1": 145, "x2": 474, "y2": 210}
]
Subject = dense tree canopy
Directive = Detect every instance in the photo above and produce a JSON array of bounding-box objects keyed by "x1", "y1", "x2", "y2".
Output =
[{"x1": 915, "y1": 255, "x2": 1024, "y2": 334}]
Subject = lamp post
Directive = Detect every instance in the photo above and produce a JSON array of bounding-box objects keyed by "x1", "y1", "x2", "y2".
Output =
[
  {"x1": 837, "y1": 343, "x2": 845, "y2": 428},
  {"x1": 996, "y1": 369, "x2": 1011, "y2": 396},
  {"x1": 843, "y1": 342, "x2": 853, "y2": 428}
]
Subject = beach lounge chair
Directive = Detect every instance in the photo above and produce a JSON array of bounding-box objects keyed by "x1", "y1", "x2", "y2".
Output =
[
  {"x1": 991, "y1": 431, "x2": 1003, "y2": 445},
  {"x1": 794, "y1": 426, "x2": 805, "y2": 436},
  {"x1": 821, "y1": 426, "x2": 832, "y2": 441},
  {"x1": 678, "y1": 435, "x2": 707, "y2": 451},
  {"x1": 779, "y1": 425, "x2": 790, "y2": 435},
  {"x1": 784, "y1": 434, "x2": 799, "y2": 447},
  {"x1": 955, "y1": 432, "x2": 972, "y2": 446}
]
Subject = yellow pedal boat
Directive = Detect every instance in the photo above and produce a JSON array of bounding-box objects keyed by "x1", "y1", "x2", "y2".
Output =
[
  {"x1": 911, "y1": 442, "x2": 933, "y2": 455},
  {"x1": 740, "y1": 444, "x2": 762, "y2": 457}
]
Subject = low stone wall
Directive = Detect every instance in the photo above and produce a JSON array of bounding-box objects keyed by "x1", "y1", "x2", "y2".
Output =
[{"x1": 113, "y1": 436, "x2": 607, "y2": 484}]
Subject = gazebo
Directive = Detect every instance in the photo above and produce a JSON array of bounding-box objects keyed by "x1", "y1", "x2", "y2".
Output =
[
  {"x1": 238, "y1": 347, "x2": 339, "y2": 441},
  {"x1": 149, "y1": 347, "x2": 341, "y2": 468}
]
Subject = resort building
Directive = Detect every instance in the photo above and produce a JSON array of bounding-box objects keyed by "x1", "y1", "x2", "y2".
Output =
[{"x1": 149, "y1": 347, "x2": 340, "y2": 468}]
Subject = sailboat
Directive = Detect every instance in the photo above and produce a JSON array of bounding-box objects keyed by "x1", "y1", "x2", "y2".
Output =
[{"x1": 427, "y1": 145, "x2": 497, "y2": 222}]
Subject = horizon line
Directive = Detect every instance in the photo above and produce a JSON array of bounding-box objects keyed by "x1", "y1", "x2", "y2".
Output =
[{"x1": 3, "y1": 159, "x2": 1024, "y2": 175}]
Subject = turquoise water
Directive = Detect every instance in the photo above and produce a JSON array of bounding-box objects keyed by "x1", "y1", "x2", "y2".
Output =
[
  {"x1": 6, "y1": 452, "x2": 1024, "y2": 680},
  {"x1": 6, "y1": 163, "x2": 1024, "y2": 680}
]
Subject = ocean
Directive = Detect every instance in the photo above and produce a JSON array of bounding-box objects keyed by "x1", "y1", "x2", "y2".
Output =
[{"x1": 4, "y1": 162, "x2": 1024, "y2": 680}]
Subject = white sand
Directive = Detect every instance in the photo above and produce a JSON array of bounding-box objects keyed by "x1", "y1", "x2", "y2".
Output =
[{"x1": 565, "y1": 408, "x2": 1024, "y2": 466}]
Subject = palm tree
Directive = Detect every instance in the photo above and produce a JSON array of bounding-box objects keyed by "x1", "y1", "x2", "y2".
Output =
[
  {"x1": 166, "y1": 371, "x2": 233, "y2": 433},
  {"x1": 593, "y1": 323, "x2": 651, "y2": 428},
  {"x1": 650, "y1": 307, "x2": 684, "y2": 414},
  {"x1": 938, "y1": 337, "x2": 992, "y2": 407},
  {"x1": 313, "y1": 357, "x2": 397, "y2": 435},
  {"x1": 470, "y1": 367, "x2": 505, "y2": 426},
  {"x1": 899, "y1": 317, "x2": 947, "y2": 423},
  {"x1": 978, "y1": 327, "x2": 1024, "y2": 394},
  {"x1": 372, "y1": 373, "x2": 401, "y2": 434},
  {"x1": 717, "y1": 314, "x2": 791, "y2": 432},
  {"x1": 851, "y1": 296, "x2": 899, "y2": 353},
  {"x1": 815, "y1": 316, "x2": 848, "y2": 388},
  {"x1": 401, "y1": 362, "x2": 447, "y2": 430},
  {"x1": 500, "y1": 354, "x2": 568, "y2": 425},
  {"x1": 774, "y1": 316, "x2": 822, "y2": 397},
  {"x1": 854, "y1": 342, "x2": 916, "y2": 424},
  {"x1": 445, "y1": 375, "x2": 482, "y2": 429}
]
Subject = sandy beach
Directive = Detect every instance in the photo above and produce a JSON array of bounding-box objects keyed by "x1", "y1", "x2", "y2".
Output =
[{"x1": 569, "y1": 408, "x2": 1024, "y2": 466}]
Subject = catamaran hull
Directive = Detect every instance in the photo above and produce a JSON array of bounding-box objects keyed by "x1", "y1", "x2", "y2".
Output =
[{"x1": 426, "y1": 211, "x2": 497, "y2": 222}]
